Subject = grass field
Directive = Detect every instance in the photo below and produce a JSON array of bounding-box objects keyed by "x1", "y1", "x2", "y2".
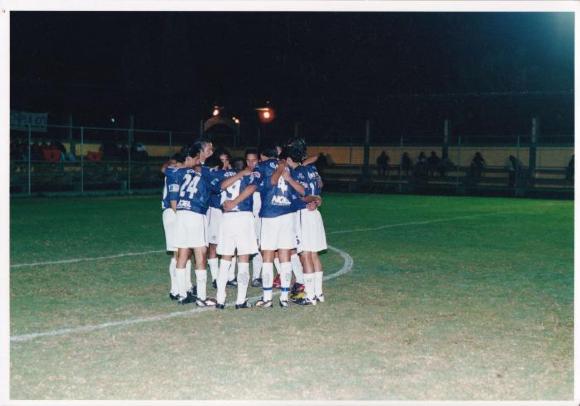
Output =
[{"x1": 9, "y1": 193, "x2": 573, "y2": 400}]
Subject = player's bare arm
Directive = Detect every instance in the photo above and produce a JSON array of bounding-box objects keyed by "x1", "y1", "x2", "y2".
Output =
[
  {"x1": 223, "y1": 184, "x2": 257, "y2": 212},
  {"x1": 303, "y1": 155, "x2": 318, "y2": 166},
  {"x1": 220, "y1": 168, "x2": 251, "y2": 190},
  {"x1": 282, "y1": 170, "x2": 306, "y2": 196}
]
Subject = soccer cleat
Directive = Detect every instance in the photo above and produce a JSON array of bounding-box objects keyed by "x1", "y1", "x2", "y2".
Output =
[
  {"x1": 235, "y1": 300, "x2": 253, "y2": 309},
  {"x1": 216, "y1": 303, "x2": 225, "y2": 310},
  {"x1": 279, "y1": 299, "x2": 289, "y2": 308},
  {"x1": 177, "y1": 295, "x2": 195, "y2": 305},
  {"x1": 289, "y1": 291, "x2": 305, "y2": 302},
  {"x1": 251, "y1": 278, "x2": 262, "y2": 288},
  {"x1": 315, "y1": 294, "x2": 325, "y2": 303},
  {"x1": 169, "y1": 292, "x2": 179, "y2": 301},
  {"x1": 196, "y1": 297, "x2": 218, "y2": 307},
  {"x1": 212, "y1": 279, "x2": 217, "y2": 289},
  {"x1": 291, "y1": 282, "x2": 305, "y2": 294},
  {"x1": 295, "y1": 297, "x2": 317, "y2": 306},
  {"x1": 273, "y1": 274, "x2": 281, "y2": 289},
  {"x1": 255, "y1": 297, "x2": 273, "y2": 308},
  {"x1": 226, "y1": 278, "x2": 238, "y2": 287}
]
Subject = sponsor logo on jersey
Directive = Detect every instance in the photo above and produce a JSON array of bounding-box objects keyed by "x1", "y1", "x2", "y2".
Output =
[
  {"x1": 271, "y1": 195, "x2": 291, "y2": 206},
  {"x1": 177, "y1": 200, "x2": 192, "y2": 209}
]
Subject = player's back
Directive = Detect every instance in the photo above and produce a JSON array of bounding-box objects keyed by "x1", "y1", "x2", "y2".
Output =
[
  {"x1": 176, "y1": 166, "x2": 217, "y2": 215},
  {"x1": 162, "y1": 165, "x2": 184, "y2": 210},
  {"x1": 255, "y1": 159, "x2": 296, "y2": 218}
]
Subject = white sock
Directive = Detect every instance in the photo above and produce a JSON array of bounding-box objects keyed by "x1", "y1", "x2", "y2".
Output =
[
  {"x1": 273, "y1": 257, "x2": 281, "y2": 275},
  {"x1": 216, "y1": 259, "x2": 231, "y2": 305},
  {"x1": 236, "y1": 263, "x2": 250, "y2": 305},
  {"x1": 304, "y1": 273, "x2": 315, "y2": 301},
  {"x1": 291, "y1": 253, "x2": 304, "y2": 284},
  {"x1": 314, "y1": 271, "x2": 324, "y2": 298},
  {"x1": 195, "y1": 269, "x2": 207, "y2": 300},
  {"x1": 262, "y1": 263, "x2": 274, "y2": 302},
  {"x1": 280, "y1": 262, "x2": 292, "y2": 301},
  {"x1": 185, "y1": 260, "x2": 192, "y2": 290},
  {"x1": 252, "y1": 252, "x2": 263, "y2": 280},
  {"x1": 228, "y1": 256, "x2": 237, "y2": 281},
  {"x1": 208, "y1": 257, "x2": 219, "y2": 282},
  {"x1": 169, "y1": 257, "x2": 178, "y2": 295},
  {"x1": 176, "y1": 268, "x2": 187, "y2": 298}
]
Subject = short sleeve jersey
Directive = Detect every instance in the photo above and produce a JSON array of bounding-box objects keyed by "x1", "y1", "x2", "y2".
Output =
[
  {"x1": 255, "y1": 159, "x2": 298, "y2": 218},
  {"x1": 162, "y1": 165, "x2": 184, "y2": 210},
  {"x1": 175, "y1": 166, "x2": 221, "y2": 215},
  {"x1": 220, "y1": 170, "x2": 258, "y2": 213},
  {"x1": 208, "y1": 168, "x2": 227, "y2": 209},
  {"x1": 291, "y1": 164, "x2": 322, "y2": 211}
]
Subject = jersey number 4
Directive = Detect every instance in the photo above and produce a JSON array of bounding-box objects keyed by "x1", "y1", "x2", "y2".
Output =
[{"x1": 180, "y1": 174, "x2": 200, "y2": 199}]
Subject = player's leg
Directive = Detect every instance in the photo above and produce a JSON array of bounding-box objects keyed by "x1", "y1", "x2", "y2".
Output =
[
  {"x1": 251, "y1": 216, "x2": 263, "y2": 286},
  {"x1": 312, "y1": 251, "x2": 324, "y2": 302},
  {"x1": 227, "y1": 255, "x2": 237, "y2": 287},
  {"x1": 215, "y1": 254, "x2": 233, "y2": 308},
  {"x1": 290, "y1": 212, "x2": 305, "y2": 294},
  {"x1": 277, "y1": 248, "x2": 292, "y2": 307},
  {"x1": 273, "y1": 252, "x2": 281, "y2": 289},
  {"x1": 176, "y1": 248, "x2": 193, "y2": 304},
  {"x1": 207, "y1": 243, "x2": 219, "y2": 288},
  {"x1": 193, "y1": 245, "x2": 216, "y2": 306},
  {"x1": 162, "y1": 208, "x2": 179, "y2": 300},
  {"x1": 234, "y1": 213, "x2": 258, "y2": 308},
  {"x1": 256, "y1": 217, "x2": 276, "y2": 308}
]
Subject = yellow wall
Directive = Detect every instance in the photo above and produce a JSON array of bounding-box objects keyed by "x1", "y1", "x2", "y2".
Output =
[{"x1": 60, "y1": 142, "x2": 573, "y2": 168}]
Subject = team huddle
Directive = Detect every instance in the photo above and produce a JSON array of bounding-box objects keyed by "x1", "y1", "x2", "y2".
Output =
[{"x1": 161, "y1": 137, "x2": 327, "y2": 309}]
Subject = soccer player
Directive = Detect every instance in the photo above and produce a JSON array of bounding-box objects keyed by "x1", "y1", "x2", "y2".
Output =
[
  {"x1": 161, "y1": 152, "x2": 192, "y2": 301},
  {"x1": 254, "y1": 143, "x2": 305, "y2": 308},
  {"x1": 285, "y1": 138, "x2": 327, "y2": 305},
  {"x1": 244, "y1": 148, "x2": 264, "y2": 287},
  {"x1": 207, "y1": 150, "x2": 232, "y2": 289},
  {"x1": 214, "y1": 164, "x2": 258, "y2": 309},
  {"x1": 171, "y1": 141, "x2": 219, "y2": 307}
]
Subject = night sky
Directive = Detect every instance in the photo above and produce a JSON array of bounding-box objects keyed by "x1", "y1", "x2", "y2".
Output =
[{"x1": 10, "y1": 12, "x2": 574, "y2": 143}]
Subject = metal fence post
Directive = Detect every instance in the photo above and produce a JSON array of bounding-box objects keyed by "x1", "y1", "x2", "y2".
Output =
[
  {"x1": 168, "y1": 131, "x2": 173, "y2": 147},
  {"x1": 80, "y1": 126, "x2": 84, "y2": 194},
  {"x1": 128, "y1": 116, "x2": 134, "y2": 192},
  {"x1": 27, "y1": 124, "x2": 32, "y2": 195}
]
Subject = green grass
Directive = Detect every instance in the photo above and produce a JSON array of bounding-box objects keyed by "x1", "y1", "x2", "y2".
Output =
[{"x1": 10, "y1": 193, "x2": 573, "y2": 400}]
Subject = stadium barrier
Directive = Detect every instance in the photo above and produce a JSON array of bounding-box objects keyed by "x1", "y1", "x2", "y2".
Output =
[{"x1": 10, "y1": 124, "x2": 573, "y2": 198}]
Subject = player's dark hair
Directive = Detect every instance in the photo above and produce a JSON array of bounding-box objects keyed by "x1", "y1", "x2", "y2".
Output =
[
  {"x1": 245, "y1": 148, "x2": 259, "y2": 158},
  {"x1": 284, "y1": 137, "x2": 307, "y2": 163},
  {"x1": 183, "y1": 141, "x2": 203, "y2": 158},
  {"x1": 232, "y1": 157, "x2": 245, "y2": 171},
  {"x1": 259, "y1": 143, "x2": 279, "y2": 159},
  {"x1": 171, "y1": 152, "x2": 185, "y2": 163}
]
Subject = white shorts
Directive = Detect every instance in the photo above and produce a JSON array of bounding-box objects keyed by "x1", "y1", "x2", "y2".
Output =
[
  {"x1": 217, "y1": 211, "x2": 259, "y2": 256},
  {"x1": 297, "y1": 208, "x2": 327, "y2": 253},
  {"x1": 260, "y1": 212, "x2": 298, "y2": 251},
  {"x1": 174, "y1": 210, "x2": 207, "y2": 249},
  {"x1": 254, "y1": 215, "x2": 261, "y2": 244},
  {"x1": 206, "y1": 206, "x2": 223, "y2": 245},
  {"x1": 162, "y1": 209, "x2": 177, "y2": 252}
]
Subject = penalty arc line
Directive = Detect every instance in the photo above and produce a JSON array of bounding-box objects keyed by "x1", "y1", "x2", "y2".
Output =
[
  {"x1": 10, "y1": 211, "x2": 512, "y2": 269},
  {"x1": 10, "y1": 245, "x2": 353, "y2": 343}
]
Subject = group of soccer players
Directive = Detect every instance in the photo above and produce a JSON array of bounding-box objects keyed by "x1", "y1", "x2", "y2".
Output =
[{"x1": 161, "y1": 136, "x2": 327, "y2": 309}]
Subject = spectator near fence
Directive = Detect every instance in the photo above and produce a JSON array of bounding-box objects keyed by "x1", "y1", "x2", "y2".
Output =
[
  {"x1": 376, "y1": 150, "x2": 389, "y2": 177},
  {"x1": 566, "y1": 155, "x2": 574, "y2": 182},
  {"x1": 400, "y1": 152, "x2": 412, "y2": 177},
  {"x1": 427, "y1": 151, "x2": 440, "y2": 177},
  {"x1": 469, "y1": 152, "x2": 486, "y2": 183}
]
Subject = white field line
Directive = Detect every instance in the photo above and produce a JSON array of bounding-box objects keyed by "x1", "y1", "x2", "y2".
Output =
[
  {"x1": 10, "y1": 211, "x2": 510, "y2": 269},
  {"x1": 10, "y1": 245, "x2": 353, "y2": 343}
]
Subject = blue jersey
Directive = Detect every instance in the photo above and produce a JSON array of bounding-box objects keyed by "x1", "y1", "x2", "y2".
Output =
[
  {"x1": 162, "y1": 165, "x2": 184, "y2": 210},
  {"x1": 208, "y1": 168, "x2": 227, "y2": 209},
  {"x1": 220, "y1": 170, "x2": 259, "y2": 213},
  {"x1": 174, "y1": 166, "x2": 221, "y2": 215},
  {"x1": 291, "y1": 164, "x2": 322, "y2": 211},
  {"x1": 255, "y1": 159, "x2": 299, "y2": 218}
]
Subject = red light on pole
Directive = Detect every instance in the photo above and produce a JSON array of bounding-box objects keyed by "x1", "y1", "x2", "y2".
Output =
[{"x1": 256, "y1": 107, "x2": 275, "y2": 123}]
